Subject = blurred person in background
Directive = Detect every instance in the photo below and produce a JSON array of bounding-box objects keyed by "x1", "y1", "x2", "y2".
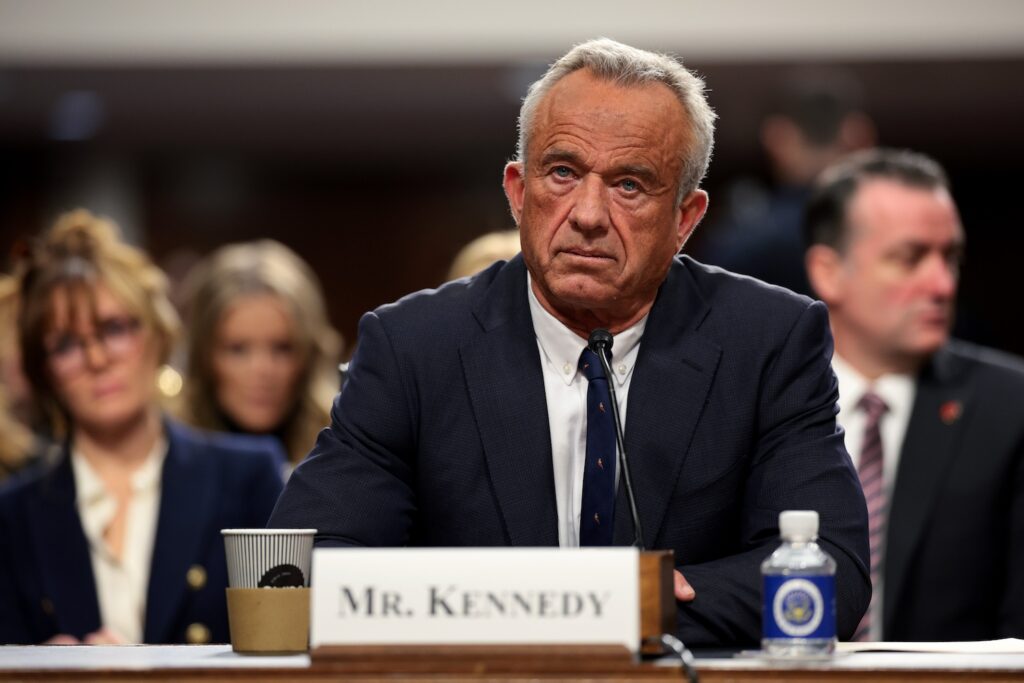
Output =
[
  {"x1": 0, "y1": 210, "x2": 283, "y2": 645},
  {"x1": 446, "y1": 229, "x2": 521, "y2": 281},
  {"x1": 804, "y1": 149, "x2": 1024, "y2": 640},
  {"x1": 176, "y1": 239, "x2": 341, "y2": 469},
  {"x1": 0, "y1": 276, "x2": 38, "y2": 480},
  {"x1": 697, "y1": 68, "x2": 876, "y2": 295}
]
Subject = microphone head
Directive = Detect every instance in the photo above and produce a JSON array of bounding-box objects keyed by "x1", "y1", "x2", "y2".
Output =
[{"x1": 588, "y1": 328, "x2": 614, "y2": 354}]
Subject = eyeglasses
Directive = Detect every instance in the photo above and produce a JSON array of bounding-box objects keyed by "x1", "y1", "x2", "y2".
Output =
[{"x1": 45, "y1": 315, "x2": 143, "y2": 378}]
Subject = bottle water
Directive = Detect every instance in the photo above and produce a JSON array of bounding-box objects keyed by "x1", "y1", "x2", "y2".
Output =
[{"x1": 761, "y1": 510, "x2": 836, "y2": 657}]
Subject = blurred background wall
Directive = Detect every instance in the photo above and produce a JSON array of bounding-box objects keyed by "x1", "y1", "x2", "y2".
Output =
[{"x1": 2, "y1": 0, "x2": 1022, "y2": 355}]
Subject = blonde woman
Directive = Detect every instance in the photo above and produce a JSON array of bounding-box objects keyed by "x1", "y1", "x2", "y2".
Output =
[
  {"x1": 446, "y1": 230, "x2": 521, "y2": 281},
  {"x1": 177, "y1": 240, "x2": 341, "y2": 467},
  {"x1": 0, "y1": 210, "x2": 283, "y2": 644},
  {"x1": 0, "y1": 276, "x2": 35, "y2": 480}
]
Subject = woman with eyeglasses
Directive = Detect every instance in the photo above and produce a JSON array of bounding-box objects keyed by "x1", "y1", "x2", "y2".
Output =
[{"x1": 0, "y1": 210, "x2": 284, "y2": 645}]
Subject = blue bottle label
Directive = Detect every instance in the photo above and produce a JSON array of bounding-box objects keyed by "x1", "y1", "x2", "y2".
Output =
[{"x1": 763, "y1": 575, "x2": 836, "y2": 639}]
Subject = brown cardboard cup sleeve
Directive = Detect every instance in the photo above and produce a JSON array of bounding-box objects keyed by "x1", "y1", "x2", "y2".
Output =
[{"x1": 226, "y1": 587, "x2": 310, "y2": 653}]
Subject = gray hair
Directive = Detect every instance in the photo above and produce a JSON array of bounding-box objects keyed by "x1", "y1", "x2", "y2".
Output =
[{"x1": 516, "y1": 37, "x2": 717, "y2": 200}]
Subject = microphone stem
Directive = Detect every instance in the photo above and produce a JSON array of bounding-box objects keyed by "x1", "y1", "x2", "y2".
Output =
[{"x1": 595, "y1": 344, "x2": 646, "y2": 551}]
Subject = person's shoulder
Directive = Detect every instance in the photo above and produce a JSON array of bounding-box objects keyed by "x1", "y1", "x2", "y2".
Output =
[
  {"x1": 366, "y1": 256, "x2": 523, "y2": 346},
  {"x1": 678, "y1": 255, "x2": 819, "y2": 324},
  {"x1": 0, "y1": 448, "x2": 61, "y2": 516},
  {"x1": 377, "y1": 257, "x2": 510, "y2": 317},
  {"x1": 165, "y1": 420, "x2": 286, "y2": 472},
  {"x1": 941, "y1": 339, "x2": 1024, "y2": 391}
]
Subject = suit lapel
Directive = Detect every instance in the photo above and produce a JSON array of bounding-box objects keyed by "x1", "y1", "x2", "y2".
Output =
[
  {"x1": 460, "y1": 257, "x2": 559, "y2": 546},
  {"x1": 883, "y1": 347, "x2": 969, "y2": 634},
  {"x1": 29, "y1": 451, "x2": 102, "y2": 638},
  {"x1": 144, "y1": 424, "x2": 214, "y2": 642},
  {"x1": 613, "y1": 259, "x2": 721, "y2": 546}
]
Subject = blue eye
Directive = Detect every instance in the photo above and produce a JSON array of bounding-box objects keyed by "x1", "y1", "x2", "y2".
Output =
[
  {"x1": 620, "y1": 179, "x2": 639, "y2": 192},
  {"x1": 553, "y1": 166, "x2": 573, "y2": 178}
]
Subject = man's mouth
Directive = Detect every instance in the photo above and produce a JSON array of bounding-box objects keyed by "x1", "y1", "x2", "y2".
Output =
[{"x1": 561, "y1": 248, "x2": 613, "y2": 261}]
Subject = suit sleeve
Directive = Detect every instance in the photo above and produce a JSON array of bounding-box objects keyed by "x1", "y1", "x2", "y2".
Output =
[
  {"x1": 999, "y1": 431, "x2": 1024, "y2": 636},
  {"x1": 267, "y1": 311, "x2": 418, "y2": 546},
  {"x1": 0, "y1": 487, "x2": 39, "y2": 644},
  {"x1": 245, "y1": 445, "x2": 285, "y2": 528},
  {"x1": 676, "y1": 300, "x2": 871, "y2": 645}
]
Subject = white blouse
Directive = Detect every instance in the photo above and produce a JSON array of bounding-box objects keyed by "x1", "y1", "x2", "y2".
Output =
[{"x1": 71, "y1": 436, "x2": 167, "y2": 643}]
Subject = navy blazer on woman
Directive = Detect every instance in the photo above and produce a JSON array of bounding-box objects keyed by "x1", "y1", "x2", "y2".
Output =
[
  {"x1": 0, "y1": 420, "x2": 284, "y2": 644},
  {"x1": 270, "y1": 255, "x2": 871, "y2": 646}
]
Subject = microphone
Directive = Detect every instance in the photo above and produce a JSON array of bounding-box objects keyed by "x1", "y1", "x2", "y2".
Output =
[{"x1": 588, "y1": 328, "x2": 645, "y2": 550}]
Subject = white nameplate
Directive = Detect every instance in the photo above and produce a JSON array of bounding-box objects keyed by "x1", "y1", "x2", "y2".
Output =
[{"x1": 311, "y1": 548, "x2": 639, "y2": 651}]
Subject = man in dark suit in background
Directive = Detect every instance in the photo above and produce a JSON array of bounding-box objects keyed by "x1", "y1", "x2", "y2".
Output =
[
  {"x1": 270, "y1": 38, "x2": 870, "y2": 646},
  {"x1": 804, "y1": 148, "x2": 1024, "y2": 640}
]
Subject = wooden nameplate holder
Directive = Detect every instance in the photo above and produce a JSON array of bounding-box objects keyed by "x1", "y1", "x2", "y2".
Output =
[{"x1": 311, "y1": 550, "x2": 677, "y2": 673}]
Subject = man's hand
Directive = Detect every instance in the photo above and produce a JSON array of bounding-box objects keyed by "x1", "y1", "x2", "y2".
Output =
[
  {"x1": 43, "y1": 628, "x2": 126, "y2": 645},
  {"x1": 82, "y1": 627, "x2": 125, "y2": 645},
  {"x1": 674, "y1": 569, "x2": 696, "y2": 601}
]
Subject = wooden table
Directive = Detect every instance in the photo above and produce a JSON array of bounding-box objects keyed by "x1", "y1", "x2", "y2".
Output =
[{"x1": 2, "y1": 645, "x2": 1024, "y2": 681}]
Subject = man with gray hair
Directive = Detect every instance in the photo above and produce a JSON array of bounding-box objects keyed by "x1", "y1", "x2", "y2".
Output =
[{"x1": 271, "y1": 38, "x2": 870, "y2": 646}]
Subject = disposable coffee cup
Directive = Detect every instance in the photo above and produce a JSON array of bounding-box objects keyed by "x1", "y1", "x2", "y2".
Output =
[{"x1": 221, "y1": 528, "x2": 316, "y2": 653}]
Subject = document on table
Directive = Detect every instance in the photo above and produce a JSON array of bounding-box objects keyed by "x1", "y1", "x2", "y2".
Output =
[
  {"x1": 837, "y1": 638, "x2": 1024, "y2": 654},
  {"x1": 0, "y1": 645, "x2": 310, "y2": 670}
]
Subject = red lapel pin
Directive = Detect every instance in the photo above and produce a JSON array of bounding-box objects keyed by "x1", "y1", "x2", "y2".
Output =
[{"x1": 939, "y1": 400, "x2": 962, "y2": 425}]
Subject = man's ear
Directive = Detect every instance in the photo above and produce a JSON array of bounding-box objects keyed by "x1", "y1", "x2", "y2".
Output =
[
  {"x1": 503, "y1": 161, "x2": 526, "y2": 226},
  {"x1": 676, "y1": 189, "x2": 709, "y2": 250},
  {"x1": 805, "y1": 244, "x2": 844, "y2": 303}
]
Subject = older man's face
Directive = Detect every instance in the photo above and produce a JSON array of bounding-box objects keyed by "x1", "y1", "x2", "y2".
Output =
[{"x1": 503, "y1": 69, "x2": 707, "y2": 334}]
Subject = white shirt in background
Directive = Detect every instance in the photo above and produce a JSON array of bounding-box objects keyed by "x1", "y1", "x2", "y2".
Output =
[
  {"x1": 831, "y1": 353, "x2": 916, "y2": 640},
  {"x1": 71, "y1": 435, "x2": 168, "y2": 643},
  {"x1": 527, "y1": 275, "x2": 646, "y2": 547}
]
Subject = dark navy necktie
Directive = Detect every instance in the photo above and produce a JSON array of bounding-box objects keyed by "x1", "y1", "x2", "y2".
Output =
[{"x1": 578, "y1": 347, "x2": 617, "y2": 546}]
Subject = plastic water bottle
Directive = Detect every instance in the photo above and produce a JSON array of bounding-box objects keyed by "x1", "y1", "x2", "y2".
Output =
[{"x1": 761, "y1": 510, "x2": 837, "y2": 656}]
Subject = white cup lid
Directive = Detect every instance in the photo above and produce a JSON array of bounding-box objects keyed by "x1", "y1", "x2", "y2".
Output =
[{"x1": 221, "y1": 528, "x2": 317, "y2": 536}]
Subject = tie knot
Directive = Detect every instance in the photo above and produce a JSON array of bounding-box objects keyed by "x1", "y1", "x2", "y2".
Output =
[
  {"x1": 578, "y1": 348, "x2": 607, "y2": 381},
  {"x1": 857, "y1": 391, "x2": 889, "y2": 421}
]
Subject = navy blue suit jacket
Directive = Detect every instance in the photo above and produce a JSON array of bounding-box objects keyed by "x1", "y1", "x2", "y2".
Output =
[
  {"x1": 0, "y1": 420, "x2": 284, "y2": 644},
  {"x1": 884, "y1": 341, "x2": 1024, "y2": 640},
  {"x1": 269, "y1": 255, "x2": 870, "y2": 646}
]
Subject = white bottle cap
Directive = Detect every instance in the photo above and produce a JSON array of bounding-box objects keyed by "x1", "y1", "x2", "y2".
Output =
[{"x1": 779, "y1": 510, "x2": 819, "y2": 542}]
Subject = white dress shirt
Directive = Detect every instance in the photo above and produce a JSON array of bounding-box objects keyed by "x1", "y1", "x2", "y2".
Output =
[
  {"x1": 831, "y1": 353, "x2": 915, "y2": 639},
  {"x1": 527, "y1": 275, "x2": 646, "y2": 547},
  {"x1": 71, "y1": 436, "x2": 167, "y2": 643}
]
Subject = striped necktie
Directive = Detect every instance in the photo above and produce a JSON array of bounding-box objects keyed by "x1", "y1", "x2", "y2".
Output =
[
  {"x1": 853, "y1": 390, "x2": 889, "y2": 641},
  {"x1": 578, "y1": 347, "x2": 616, "y2": 546}
]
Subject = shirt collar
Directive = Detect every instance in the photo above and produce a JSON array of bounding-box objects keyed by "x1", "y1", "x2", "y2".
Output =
[
  {"x1": 72, "y1": 433, "x2": 169, "y2": 507},
  {"x1": 526, "y1": 272, "x2": 647, "y2": 387},
  {"x1": 832, "y1": 353, "x2": 915, "y2": 417}
]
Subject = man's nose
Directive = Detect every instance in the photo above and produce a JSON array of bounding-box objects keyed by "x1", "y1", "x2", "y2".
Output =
[
  {"x1": 924, "y1": 255, "x2": 958, "y2": 299},
  {"x1": 568, "y1": 175, "x2": 609, "y2": 231}
]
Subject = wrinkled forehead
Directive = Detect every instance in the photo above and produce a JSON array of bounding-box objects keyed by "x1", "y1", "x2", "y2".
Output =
[{"x1": 531, "y1": 69, "x2": 690, "y2": 156}]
